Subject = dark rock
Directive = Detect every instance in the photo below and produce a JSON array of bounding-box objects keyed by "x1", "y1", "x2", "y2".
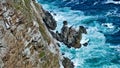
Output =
[
  {"x1": 56, "y1": 31, "x2": 63, "y2": 42},
  {"x1": 70, "y1": 26, "x2": 87, "y2": 48},
  {"x1": 50, "y1": 30, "x2": 63, "y2": 42},
  {"x1": 83, "y1": 42, "x2": 88, "y2": 47},
  {"x1": 0, "y1": 46, "x2": 3, "y2": 48},
  {"x1": 79, "y1": 26, "x2": 87, "y2": 34},
  {"x1": 62, "y1": 53, "x2": 65, "y2": 55},
  {"x1": 53, "y1": 13, "x2": 57, "y2": 16},
  {"x1": 60, "y1": 21, "x2": 88, "y2": 48},
  {"x1": 67, "y1": 45, "x2": 71, "y2": 48},
  {"x1": 49, "y1": 30, "x2": 56, "y2": 38},
  {"x1": 61, "y1": 21, "x2": 69, "y2": 44},
  {"x1": 83, "y1": 40, "x2": 89, "y2": 47},
  {"x1": 57, "y1": 43, "x2": 60, "y2": 47},
  {"x1": 67, "y1": 26, "x2": 77, "y2": 46},
  {"x1": 62, "y1": 57, "x2": 74, "y2": 68},
  {"x1": 50, "y1": 11, "x2": 57, "y2": 16},
  {"x1": 50, "y1": 20, "x2": 88, "y2": 48},
  {"x1": 43, "y1": 11, "x2": 57, "y2": 30}
]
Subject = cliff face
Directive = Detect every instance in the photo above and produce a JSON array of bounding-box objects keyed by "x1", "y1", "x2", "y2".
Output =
[{"x1": 0, "y1": 0, "x2": 60, "y2": 68}]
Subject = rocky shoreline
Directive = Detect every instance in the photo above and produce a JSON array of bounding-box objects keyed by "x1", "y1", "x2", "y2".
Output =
[{"x1": 0, "y1": 0, "x2": 88, "y2": 68}]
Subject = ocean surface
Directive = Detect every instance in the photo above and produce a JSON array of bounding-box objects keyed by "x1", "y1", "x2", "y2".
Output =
[{"x1": 37, "y1": 0, "x2": 120, "y2": 68}]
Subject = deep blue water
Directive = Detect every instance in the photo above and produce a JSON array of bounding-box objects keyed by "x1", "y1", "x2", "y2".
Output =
[{"x1": 37, "y1": 0, "x2": 120, "y2": 68}]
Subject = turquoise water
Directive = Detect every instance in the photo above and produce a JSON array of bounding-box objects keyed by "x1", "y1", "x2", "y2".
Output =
[{"x1": 37, "y1": 0, "x2": 120, "y2": 68}]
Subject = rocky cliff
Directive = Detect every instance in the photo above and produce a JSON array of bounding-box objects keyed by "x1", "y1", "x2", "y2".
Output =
[{"x1": 0, "y1": 0, "x2": 64, "y2": 68}]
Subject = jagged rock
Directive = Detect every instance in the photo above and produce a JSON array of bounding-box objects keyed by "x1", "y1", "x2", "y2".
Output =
[
  {"x1": 83, "y1": 42, "x2": 88, "y2": 47},
  {"x1": 62, "y1": 57, "x2": 74, "y2": 68},
  {"x1": 61, "y1": 21, "x2": 69, "y2": 44},
  {"x1": 56, "y1": 31, "x2": 63, "y2": 42},
  {"x1": 54, "y1": 21, "x2": 88, "y2": 48},
  {"x1": 49, "y1": 30, "x2": 56, "y2": 38},
  {"x1": 50, "y1": 30, "x2": 63, "y2": 42},
  {"x1": 43, "y1": 11, "x2": 57, "y2": 30},
  {"x1": 71, "y1": 26, "x2": 87, "y2": 48}
]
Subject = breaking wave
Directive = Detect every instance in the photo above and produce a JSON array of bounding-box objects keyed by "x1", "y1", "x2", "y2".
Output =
[{"x1": 38, "y1": 0, "x2": 120, "y2": 68}]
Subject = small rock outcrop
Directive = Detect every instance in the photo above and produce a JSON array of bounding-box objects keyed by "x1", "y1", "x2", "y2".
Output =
[{"x1": 54, "y1": 21, "x2": 88, "y2": 48}]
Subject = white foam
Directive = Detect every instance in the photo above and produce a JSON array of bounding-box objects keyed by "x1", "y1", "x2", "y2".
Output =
[
  {"x1": 72, "y1": 58, "x2": 84, "y2": 68},
  {"x1": 101, "y1": 23, "x2": 120, "y2": 34},
  {"x1": 102, "y1": 23, "x2": 115, "y2": 28},
  {"x1": 104, "y1": 0, "x2": 120, "y2": 4},
  {"x1": 39, "y1": 1, "x2": 120, "y2": 68}
]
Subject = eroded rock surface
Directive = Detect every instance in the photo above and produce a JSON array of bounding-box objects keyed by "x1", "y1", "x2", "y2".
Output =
[
  {"x1": 0, "y1": 0, "x2": 60, "y2": 68},
  {"x1": 43, "y1": 11, "x2": 57, "y2": 30},
  {"x1": 54, "y1": 21, "x2": 88, "y2": 48}
]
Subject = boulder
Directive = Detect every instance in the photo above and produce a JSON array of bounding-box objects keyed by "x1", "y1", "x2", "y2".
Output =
[{"x1": 52, "y1": 20, "x2": 88, "y2": 48}]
